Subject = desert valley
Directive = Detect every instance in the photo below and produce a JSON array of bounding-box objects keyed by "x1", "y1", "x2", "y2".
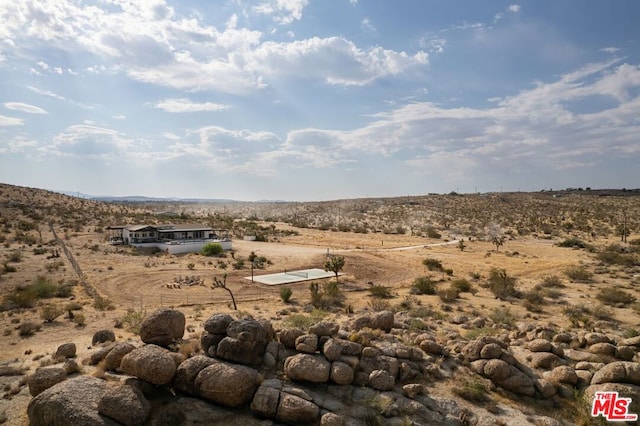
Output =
[{"x1": 1, "y1": 182, "x2": 640, "y2": 425}]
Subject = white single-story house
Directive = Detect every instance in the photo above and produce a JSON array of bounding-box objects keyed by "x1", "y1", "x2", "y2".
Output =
[{"x1": 106, "y1": 224, "x2": 232, "y2": 254}]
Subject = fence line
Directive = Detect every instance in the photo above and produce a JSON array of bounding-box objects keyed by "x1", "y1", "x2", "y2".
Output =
[{"x1": 48, "y1": 222, "x2": 98, "y2": 300}]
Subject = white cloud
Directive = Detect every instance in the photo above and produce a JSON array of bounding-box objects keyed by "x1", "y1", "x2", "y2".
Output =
[
  {"x1": 253, "y1": 0, "x2": 309, "y2": 25},
  {"x1": 0, "y1": 115, "x2": 24, "y2": 126},
  {"x1": 163, "y1": 132, "x2": 181, "y2": 140},
  {"x1": 600, "y1": 47, "x2": 621, "y2": 54},
  {"x1": 361, "y1": 18, "x2": 375, "y2": 32},
  {"x1": 508, "y1": 4, "x2": 521, "y2": 13},
  {"x1": 27, "y1": 86, "x2": 66, "y2": 101},
  {"x1": 155, "y1": 98, "x2": 230, "y2": 113},
  {"x1": 112, "y1": 114, "x2": 126, "y2": 120},
  {"x1": 4, "y1": 102, "x2": 47, "y2": 114}
]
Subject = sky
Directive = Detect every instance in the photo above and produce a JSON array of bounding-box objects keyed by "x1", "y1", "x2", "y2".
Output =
[{"x1": 1, "y1": 1, "x2": 639, "y2": 201}]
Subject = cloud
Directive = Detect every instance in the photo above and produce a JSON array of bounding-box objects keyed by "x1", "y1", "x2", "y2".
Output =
[
  {"x1": 155, "y1": 98, "x2": 230, "y2": 113},
  {"x1": 508, "y1": 4, "x2": 521, "y2": 13},
  {"x1": 41, "y1": 124, "x2": 136, "y2": 159},
  {"x1": 600, "y1": 47, "x2": 621, "y2": 54},
  {"x1": 112, "y1": 114, "x2": 126, "y2": 120},
  {"x1": 4, "y1": 102, "x2": 47, "y2": 114},
  {"x1": 253, "y1": 0, "x2": 309, "y2": 25},
  {"x1": 253, "y1": 37, "x2": 428, "y2": 86},
  {"x1": 0, "y1": 1, "x2": 426, "y2": 94},
  {"x1": 361, "y1": 18, "x2": 376, "y2": 32},
  {"x1": 0, "y1": 115, "x2": 24, "y2": 126},
  {"x1": 27, "y1": 86, "x2": 66, "y2": 101}
]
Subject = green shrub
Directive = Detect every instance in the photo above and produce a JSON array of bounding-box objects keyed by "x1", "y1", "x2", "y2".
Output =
[
  {"x1": 40, "y1": 305, "x2": 63, "y2": 322},
  {"x1": 487, "y1": 268, "x2": 517, "y2": 299},
  {"x1": 596, "y1": 287, "x2": 636, "y2": 305},
  {"x1": 422, "y1": 258, "x2": 443, "y2": 271},
  {"x1": 201, "y1": 243, "x2": 224, "y2": 257},
  {"x1": 451, "y1": 279, "x2": 472, "y2": 293},
  {"x1": 557, "y1": 238, "x2": 592, "y2": 250},
  {"x1": 437, "y1": 287, "x2": 460, "y2": 303},
  {"x1": 596, "y1": 248, "x2": 637, "y2": 267},
  {"x1": 19, "y1": 322, "x2": 41, "y2": 337},
  {"x1": 73, "y1": 313, "x2": 86, "y2": 327},
  {"x1": 539, "y1": 275, "x2": 565, "y2": 288},
  {"x1": 32, "y1": 277, "x2": 57, "y2": 299},
  {"x1": 120, "y1": 309, "x2": 146, "y2": 335},
  {"x1": 564, "y1": 266, "x2": 593, "y2": 283},
  {"x1": 411, "y1": 277, "x2": 436, "y2": 295},
  {"x1": 310, "y1": 282, "x2": 344, "y2": 309},
  {"x1": 368, "y1": 285, "x2": 393, "y2": 299},
  {"x1": 489, "y1": 306, "x2": 515, "y2": 326},
  {"x1": 563, "y1": 304, "x2": 592, "y2": 327},
  {"x1": 452, "y1": 376, "x2": 490, "y2": 403},
  {"x1": 3, "y1": 287, "x2": 37, "y2": 308},
  {"x1": 425, "y1": 226, "x2": 441, "y2": 239},
  {"x1": 367, "y1": 298, "x2": 392, "y2": 312},
  {"x1": 280, "y1": 286, "x2": 292, "y2": 303},
  {"x1": 94, "y1": 296, "x2": 115, "y2": 311}
]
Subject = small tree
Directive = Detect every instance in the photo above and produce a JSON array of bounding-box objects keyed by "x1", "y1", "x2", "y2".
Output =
[
  {"x1": 211, "y1": 274, "x2": 237, "y2": 310},
  {"x1": 280, "y1": 286, "x2": 292, "y2": 303},
  {"x1": 491, "y1": 236, "x2": 506, "y2": 252},
  {"x1": 324, "y1": 255, "x2": 345, "y2": 284},
  {"x1": 457, "y1": 240, "x2": 466, "y2": 252}
]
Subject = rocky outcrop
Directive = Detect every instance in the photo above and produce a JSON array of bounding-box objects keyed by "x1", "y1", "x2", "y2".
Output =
[
  {"x1": 285, "y1": 353, "x2": 331, "y2": 383},
  {"x1": 139, "y1": 309, "x2": 185, "y2": 347},
  {"x1": 54, "y1": 343, "x2": 76, "y2": 361},
  {"x1": 28, "y1": 367, "x2": 67, "y2": 397},
  {"x1": 103, "y1": 342, "x2": 135, "y2": 372},
  {"x1": 213, "y1": 318, "x2": 270, "y2": 365}
]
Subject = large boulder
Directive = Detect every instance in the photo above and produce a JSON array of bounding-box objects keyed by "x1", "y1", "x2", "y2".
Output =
[
  {"x1": 27, "y1": 376, "x2": 118, "y2": 426},
  {"x1": 203, "y1": 313, "x2": 234, "y2": 334},
  {"x1": 279, "y1": 328, "x2": 305, "y2": 349},
  {"x1": 215, "y1": 319, "x2": 269, "y2": 365},
  {"x1": 103, "y1": 342, "x2": 135, "y2": 372},
  {"x1": 139, "y1": 309, "x2": 185, "y2": 347},
  {"x1": 194, "y1": 362, "x2": 259, "y2": 407},
  {"x1": 147, "y1": 396, "x2": 265, "y2": 426},
  {"x1": 309, "y1": 321, "x2": 339, "y2": 337},
  {"x1": 120, "y1": 345, "x2": 177, "y2": 385},
  {"x1": 284, "y1": 354, "x2": 331, "y2": 383},
  {"x1": 277, "y1": 392, "x2": 320, "y2": 424},
  {"x1": 368, "y1": 369, "x2": 395, "y2": 391},
  {"x1": 54, "y1": 343, "x2": 76, "y2": 361},
  {"x1": 330, "y1": 362, "x2": 354, "y2": 385},
  {"x1": 98, "y1": 384, "x2": 150, "y2": 426},
  {"x1": 173, "y1": 356, "x2": 218, "y2": 395},
  {"x1": 92, "y1": 330, "x2": 116, "y2": 346},
  {"x1": 295, "y1": 334, "x2": 318, "y2": 353},
  {"x1": 28, "y1": 368, "x2": 67, "y2": 397},
  {"x1": 591, "y1": 361, "x2": 640, "y2": 386}
]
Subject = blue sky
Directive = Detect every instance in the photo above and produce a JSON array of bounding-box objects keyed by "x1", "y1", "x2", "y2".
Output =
[{"x1": 1, "y1": 1, "x2": 639, "y2": 201}]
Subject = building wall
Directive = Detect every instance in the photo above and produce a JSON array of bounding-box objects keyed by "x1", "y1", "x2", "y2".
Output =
[{"x1": 129, "y1": 239, "x2": 232, "y2": 254}]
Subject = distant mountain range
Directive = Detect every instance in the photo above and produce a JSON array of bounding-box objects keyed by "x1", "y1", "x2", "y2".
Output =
[{"x1": 52, "y1": 190, "x2": 286, "y2": 203}]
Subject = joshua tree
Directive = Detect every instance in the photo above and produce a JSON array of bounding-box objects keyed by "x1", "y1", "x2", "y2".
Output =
[
  {"x1": 492, "y1": 236, "x2": 506, "y2": 252},
  {"x1": 211, "y1": 274, "x2": 236, "y2": 310},
  {"x1": 324, "y1": 255, "x2": 345, "y2": 284}
]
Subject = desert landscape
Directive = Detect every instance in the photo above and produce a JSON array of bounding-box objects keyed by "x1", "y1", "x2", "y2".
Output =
[{"x1": 1, "y1": 182, "x2": 640, "y2": 425}]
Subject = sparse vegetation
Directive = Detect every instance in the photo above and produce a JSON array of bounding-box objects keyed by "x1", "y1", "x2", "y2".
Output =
[
  {"x1": 422, "y1": 258, "x2": 443, "y2": 272},
  {"x1": 120, "y1": 309, "x2": 146, "y2": 334},
  {"x1": 564, "y1": 266, "x2": 593, "y2": 283},
  {"x1": 280, "y1": 286, "x2": 292, "y2": 303},
  {"x1": 452, "y1": 375, "x2": 490, "y2": 403},
  {"x1": 411, "y1": 277, "x2": 436, "y2": 295},
  {"x1": 200, "y1": 242, "x2": 224, "y2": 257},
  {"x1": 310, "y1": 281, "x2": 344, "y2": 309},
  {"x1": 40, "y1": 304, "x2": 63, "y2": 322},
  {"x1": 368, "y1": 285, "x2": 393, "y2": 299},
  {"x1": 596, "y1": 287, "x2": 636, "y2": 306},
  {"x1": 486, "y1": 268, "x2": 518, "y2": 299}
]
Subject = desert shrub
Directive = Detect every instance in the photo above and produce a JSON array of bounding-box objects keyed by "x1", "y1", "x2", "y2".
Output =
[
  {"x1": 368, "y1": 285, "x2": 393, "y2": 299},
  {"x1": 596, "y1": 247, "x2": 637, "y2": 267},
  {"x1": 465, "y1": 327, "x2": 501, "y2": 339},
  {"x1": 523, "y1": 289, "x2": 544, "y2": 313},
  {"x1": 40, "y1": 305, "x2": 63, "y2": 322},
  {"x1": 564, "y1": 266, "x2": 593, "y2": 283},
  {"x1": 437, "y1": 287, "x2": 460, "y2": 303},
  {"x1": 55, "y1": 283, "x2": 74, "y2": 298},
  {"x1": 201, "y1": 243, "x2": 223, "y2": 257},
  {"x1": 3, "y1": 287, "x2": 37, "y2": 309},
  {"x1": 310, "y1": 282, "x2": 344, "y2": 309},
  {"x1": 557, "y1": 238, "x2": 592, "y2": 250},
  {"x1": 283, "y1": 310, "x2": 326, "y2": 330},
  {"x1": 425, "y1": 226, "x2": 441, "y2": 239},
  {"x1": 596, "y1": 287, "x2": 636, "y2": 305},
  {"x1": 217, "y1": 260, "x2": 228, "y2": 269},
  {"x1": 72, "y1": 313, "x2": 86, "y2": 327},
  {"x1": 32, "y1": 277, "x2": 57, "y2": 299},
  {"x1": 233, "y1": 258, "x2": 245, "y2": 270},
  {"x1": 488, "y1": 306, "x2": 515, "y2": 326},
  {"x1": 411, "y1": 277, "x2": 436, "y2": 295},
  {"x1": 187, "y1": 263, "x2": 195, "y2": 270},
  {"x1": 451, "y1": 278, "x2": 473, "y2": 293},
  {"x1": 486, "y1": 268, "x2": 517, "y2": 299},
  {"x1": 563, "y1": 304, "x2": 592, "y2": 327},
  {"x1": 452, "y1": 375, "x2": 490, "y2": 403},
  {"x1": 423, "y1": 258, "x2": 443, "y2": 271},
  {"x1": 537, "y1": 286, "x2": 564, "y2": 300},
  {"x1": 5, "y1": 250, "x2": 22, "y2": 262},
  {"x1": 469, "y1": 272, "x2": 482, "y2": 281},
  {"x1": 19, "y1": 322, "x2": 41, "y2": 337},
  {"x1": 33, "y1": 247, "x2": 47, "y2": 255},
  {"x1": 120, "y1": 309, "x2": 146, "y2": 335},
  {"x1": 592, "y1": 304, "x2": 615, "y2": 321},
  {"x1": 409, "y1": 305, "x2": 446, "y2": 321},
  {"x1": 539, "y1": 275, "x2": 565, "y2": 288},
  {"x1": 94, "y1": 296, "x2": 115, "y2": 311},
  {"x1": 280, "y1": 286, "x2": 292, "y2": 303},
  {"x1": 367, "y1": 298, "x2": 391, "y2": 312},
  {"x1": 444, "y1": 268, "x2": 454, "y2": 276}
]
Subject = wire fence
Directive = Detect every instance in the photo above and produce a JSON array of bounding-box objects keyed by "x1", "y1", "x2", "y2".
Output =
[{"x1": 48, "y1": 222, "x2": 99, "y2": 300}]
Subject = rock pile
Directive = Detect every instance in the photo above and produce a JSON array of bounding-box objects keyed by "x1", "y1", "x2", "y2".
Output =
[{"x1": 22, "y1": 308, "x2": 640, "y2": 425}]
